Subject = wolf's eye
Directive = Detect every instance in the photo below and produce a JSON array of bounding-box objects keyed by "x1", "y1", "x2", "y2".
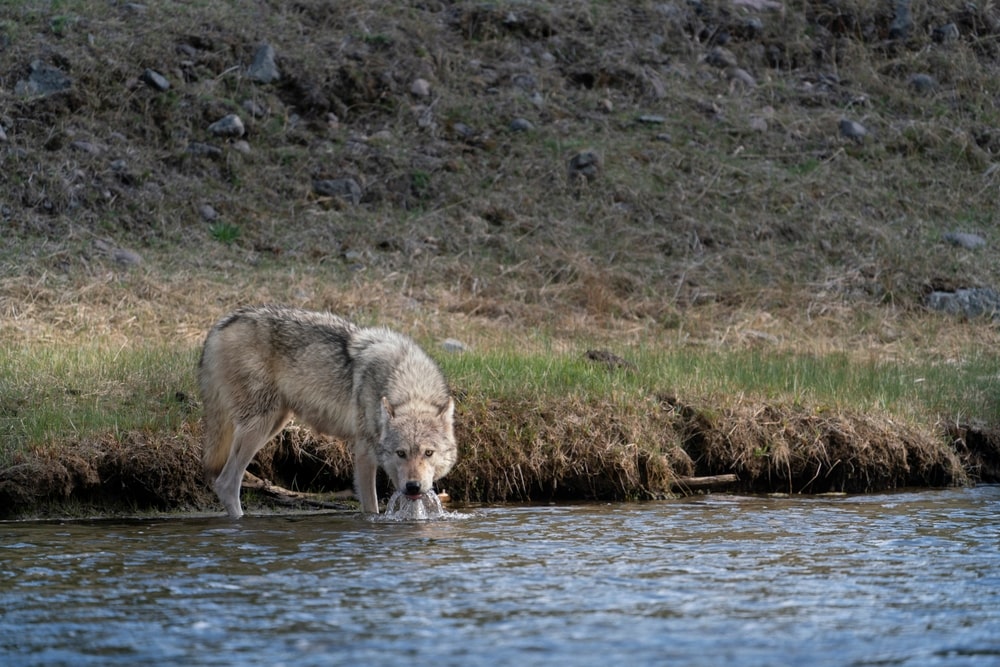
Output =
[
  {"x1": 396, "y1": 450, "x2": 406, "y2": 459},
  {"x1": 424, "y1": 449, "x2": 434, "y2": 458}
]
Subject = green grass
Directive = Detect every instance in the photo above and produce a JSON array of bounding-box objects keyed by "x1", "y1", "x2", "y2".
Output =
[
  {"x1": 0, "y1": 343, "x2": 199, "y2": 464},
  {"x1": 4, "y1": 336, "x2": 997, "y2": 469},
  {"x1": 438, "y1": 345, "x2": 1000, "y2": 420}
]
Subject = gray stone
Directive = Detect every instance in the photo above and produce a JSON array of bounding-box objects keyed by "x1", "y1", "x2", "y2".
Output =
[
  {"x1": 510, "y1": 118, "x2": 534, "y2": 132},
  {"x1": 242, "y1": 99, "x2": 267, "y2": 118},
  {"x1": 15, "y1": 60, "x2": 72, "y2": 97},
  {"x1": 440, "y1": 338, "x2": 468, "y2": 353},
  {"x1": 69, "y1": 140, "x2": 102, "y2": 155},
  {"x1": 705, "y1": 46, "x2": 738, "y2": 69},
  {"x1": 248, "y1": 43, "x2": 280, "y2": 83},
  {"x1": 208, "y1": 114, "x2": 245, "y2": 138},
  {"x1": 839, "y1": 118, "x2": 868, "y2": 143},
  {"x1": 410, "y1": 78, "x2": 431, "y2": 97},
  {"x1": 943, "y1": 232, "x2": 986, "y2": 250},
  {"x1": 113, "y1": 248, "x2": 143, "y2": 267},
  {"x1": 567, "y1": 150, "x2": 601, "y2": 183},
  {"x1": 186, "y1": 142, "x2": 223, "y2": 159},
  {"x1": 926, "y1": 288, "x2": 1000, "y2": 319},
  {"x1": 932, "y1": 23, "x2": 959, "y2": 43},
  {"x1": 889, "y1": 0, "x2": 912, "y2": 40},
  {"x1": 726, "y1": 67, "x2": 757, "y2": 88},
  {"x1": 637, "y1": 115, "x2": 666, "y2": 124},
  {"x1": 199, "y1": 204, "x2": 219, "y2": 221},
  {"x1": 141, "y1": 68, "x2": 170, "y2": 91},
  {"x1": 313, "y1": 178, "x2": 362, "y2": 205},
  {"x1": 908, "y1": 73, "x2": 937, "y2": 94}
]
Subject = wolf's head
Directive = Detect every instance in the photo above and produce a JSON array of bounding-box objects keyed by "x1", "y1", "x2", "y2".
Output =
[{"x1": 377, "y1": 396, "x2": 457, "y2": 499}]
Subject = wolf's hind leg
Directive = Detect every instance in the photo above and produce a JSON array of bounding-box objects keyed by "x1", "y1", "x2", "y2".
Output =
[{"x1": 213, "y1": 410, "x2": 291, "y2": 518}]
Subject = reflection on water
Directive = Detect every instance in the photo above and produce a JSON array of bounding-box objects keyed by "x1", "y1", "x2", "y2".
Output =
[{"x1": 2, "y1": 487, "x2": 999, "y2": 667}]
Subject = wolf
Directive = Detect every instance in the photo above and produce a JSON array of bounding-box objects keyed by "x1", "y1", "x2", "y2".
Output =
[{"x1": 198, "y1": 305, "x2": 457, "y2": 518}]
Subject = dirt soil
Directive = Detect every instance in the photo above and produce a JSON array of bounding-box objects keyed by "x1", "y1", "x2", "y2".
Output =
[{"x1": 2, "y1": 1, "x2": 1000, "y2": 517}]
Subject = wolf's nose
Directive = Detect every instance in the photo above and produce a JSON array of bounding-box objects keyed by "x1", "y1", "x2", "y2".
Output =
[{"x1": 404, "y1": 481, "x2": 422, "y2": 496}]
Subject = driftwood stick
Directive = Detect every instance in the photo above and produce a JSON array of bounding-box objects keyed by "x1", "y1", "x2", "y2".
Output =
[
  {"x1": 670, "y1": 474, "x2": 738, "y2": 492},
  {"x1": 242, "y1": 472, "x2": 355, "y2": 510}
]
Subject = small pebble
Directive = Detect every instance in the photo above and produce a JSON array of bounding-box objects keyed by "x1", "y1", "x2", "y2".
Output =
[
  {"x1": 510, "y1": 118, "x2": 533, "y2": 132},
  {"x1": 208, "y1": 114, "x2": 245, "y2": 138},
  {"x1": 410, "y1": 78, "x2": 431, "y2": 97}
]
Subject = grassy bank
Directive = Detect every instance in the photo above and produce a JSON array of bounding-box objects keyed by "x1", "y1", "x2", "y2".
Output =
[
  {"x1": 1, "y1": 330, "x2": 997, "y2": 517},
  {"x1": 5, "y1": 335, "x2": 998, "y2": 464},
  {"x1": 3, "y1": 0, "x2": 1000, "y2": 516}
]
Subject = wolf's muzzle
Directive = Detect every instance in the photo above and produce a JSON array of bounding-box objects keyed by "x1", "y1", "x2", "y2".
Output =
[{"x1": 404, "y1": 481, "x2": 423, "y2": 498}]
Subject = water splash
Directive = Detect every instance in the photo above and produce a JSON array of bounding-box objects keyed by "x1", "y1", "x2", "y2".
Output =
[{"x1": 377, "y1": 490, "x2": 463, "y2": 522}]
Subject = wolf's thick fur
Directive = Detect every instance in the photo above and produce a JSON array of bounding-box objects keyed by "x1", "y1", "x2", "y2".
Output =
[{"x1": 198, "y1": 305, "x2": 457, "y2": 518}]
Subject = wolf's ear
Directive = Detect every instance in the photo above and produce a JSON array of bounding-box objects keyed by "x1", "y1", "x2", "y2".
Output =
[
  {"x1": 437, "y1": 398, "x2": 455, "y2": 422},
  {"x1": 381, "y1": 396, "x2": 395, "y2": 420}
]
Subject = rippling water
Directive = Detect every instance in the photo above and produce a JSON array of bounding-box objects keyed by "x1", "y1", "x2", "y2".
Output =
[{"x1": 2, "y1": 487, "x2": 998, "y2": 667}]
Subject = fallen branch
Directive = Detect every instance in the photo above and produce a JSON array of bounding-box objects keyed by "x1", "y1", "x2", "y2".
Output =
[{"x1": 242, "y1": 472, "x2": 355, "y2": 510}]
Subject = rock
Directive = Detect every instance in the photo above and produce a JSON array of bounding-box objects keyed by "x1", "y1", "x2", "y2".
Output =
[
  {"x1": 926, "y1": 288, "x2": 1000, "y2": 319},
  {"x1": 199, "y1": 204, "x2": 219, "y2": 221},
  {"x1": 313, "y1": 178, "x2": 362, "y2": 205},
  {"x1": 452, "y1": 122, "x2": 476, "y2": 139},
  {"x1": 69, "y1": 140, "x2": 102, "y2": 155},
  {"x1": 726, "y1": 67, "x2": 757, "y2": 88},
  {"x1": 248, "y1": 43, "x2": 280, "y2": 83},
  {"x1": 15, "y1": 60, "x2": 72, "y2": 97},
  {"x1": 509, "y1": 117, "x2": 533, "y2": 132},
  {"x1": 410, "y1": 78, "x2": 431, "y2": 97},
  {"x1": 511, "y1": 73, "x2": 536, "y2": 91},
  {"x1": 888, "y1": 0, "x2": 912, "y2": 40},
  {"x1": 932, "y1": 23, "x2": 959, "y2": 44},
  {"x1": 242, "y1": 99, "x2": 267, "y2": 118},
  {"x1": 113, "y1": 248, "x2": 143, "y2": 267},
  {"x1": 93, "y1": 239, "x2": 142, "y2": 267},
  {"x1": 705, "y1": 46, "x2": 738, "y2": 69},
  {"x1": 839, "y1": 118, "x2": 868, "y2": 143},
  {"x1": 440, "y1": 338, "x2": 468, "y2": 353},
  {"x1": 208, "y1": 114, "x2": 245, "y2": 138},
  {"x1": 567, "y1": 150, "x2": 601, "y2": 183},
  {"x1": 0, "y1": 124, "x2": 7, "y2": 142},
  {"x1": 141, "y1": 68, "x2": 170, "y2": 91},
  {"x1": 908, "y1": 73, "x2": 937, "y2": 94},
  {"x1": 637, "y1": 115, "x2": 666, "y2": 124},
  {"x1": 943, "y1": 232, "x2": 986, "y2": 250},
  {"x1": 186, "y1": 142, "x2": 223, "y2": 159}
]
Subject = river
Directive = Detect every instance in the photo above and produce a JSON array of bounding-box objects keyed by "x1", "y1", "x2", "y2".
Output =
[{"x1": 2, "y1": 487, "x2": 998, "y2": 666}]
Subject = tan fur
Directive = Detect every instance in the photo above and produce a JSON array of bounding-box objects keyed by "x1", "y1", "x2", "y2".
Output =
[{"x1": 198, "y1": 305, "x2": 457, "y2": 518}]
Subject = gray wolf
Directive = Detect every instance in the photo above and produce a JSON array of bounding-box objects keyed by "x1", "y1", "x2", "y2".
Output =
[{"x1": 198, "y1": 305, "x2": 457, "y2": 518}]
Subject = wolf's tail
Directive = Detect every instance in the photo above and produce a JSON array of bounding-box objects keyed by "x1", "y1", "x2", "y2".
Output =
[
  {"x1": 201, "y1": 404, "x2": 234, "y2": 483},
  {"x1": 199, "y1": 349, "x2": 234, "y2": 483}
]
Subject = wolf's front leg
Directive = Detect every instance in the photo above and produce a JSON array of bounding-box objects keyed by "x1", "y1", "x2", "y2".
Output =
[{"x1": 353, "y1": 441, "x2": 380, "y2": 513}]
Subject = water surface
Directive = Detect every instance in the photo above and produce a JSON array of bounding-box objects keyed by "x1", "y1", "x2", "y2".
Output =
[{"x1": 2, "y1": 487, "x2": 998, "y2": 666}]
